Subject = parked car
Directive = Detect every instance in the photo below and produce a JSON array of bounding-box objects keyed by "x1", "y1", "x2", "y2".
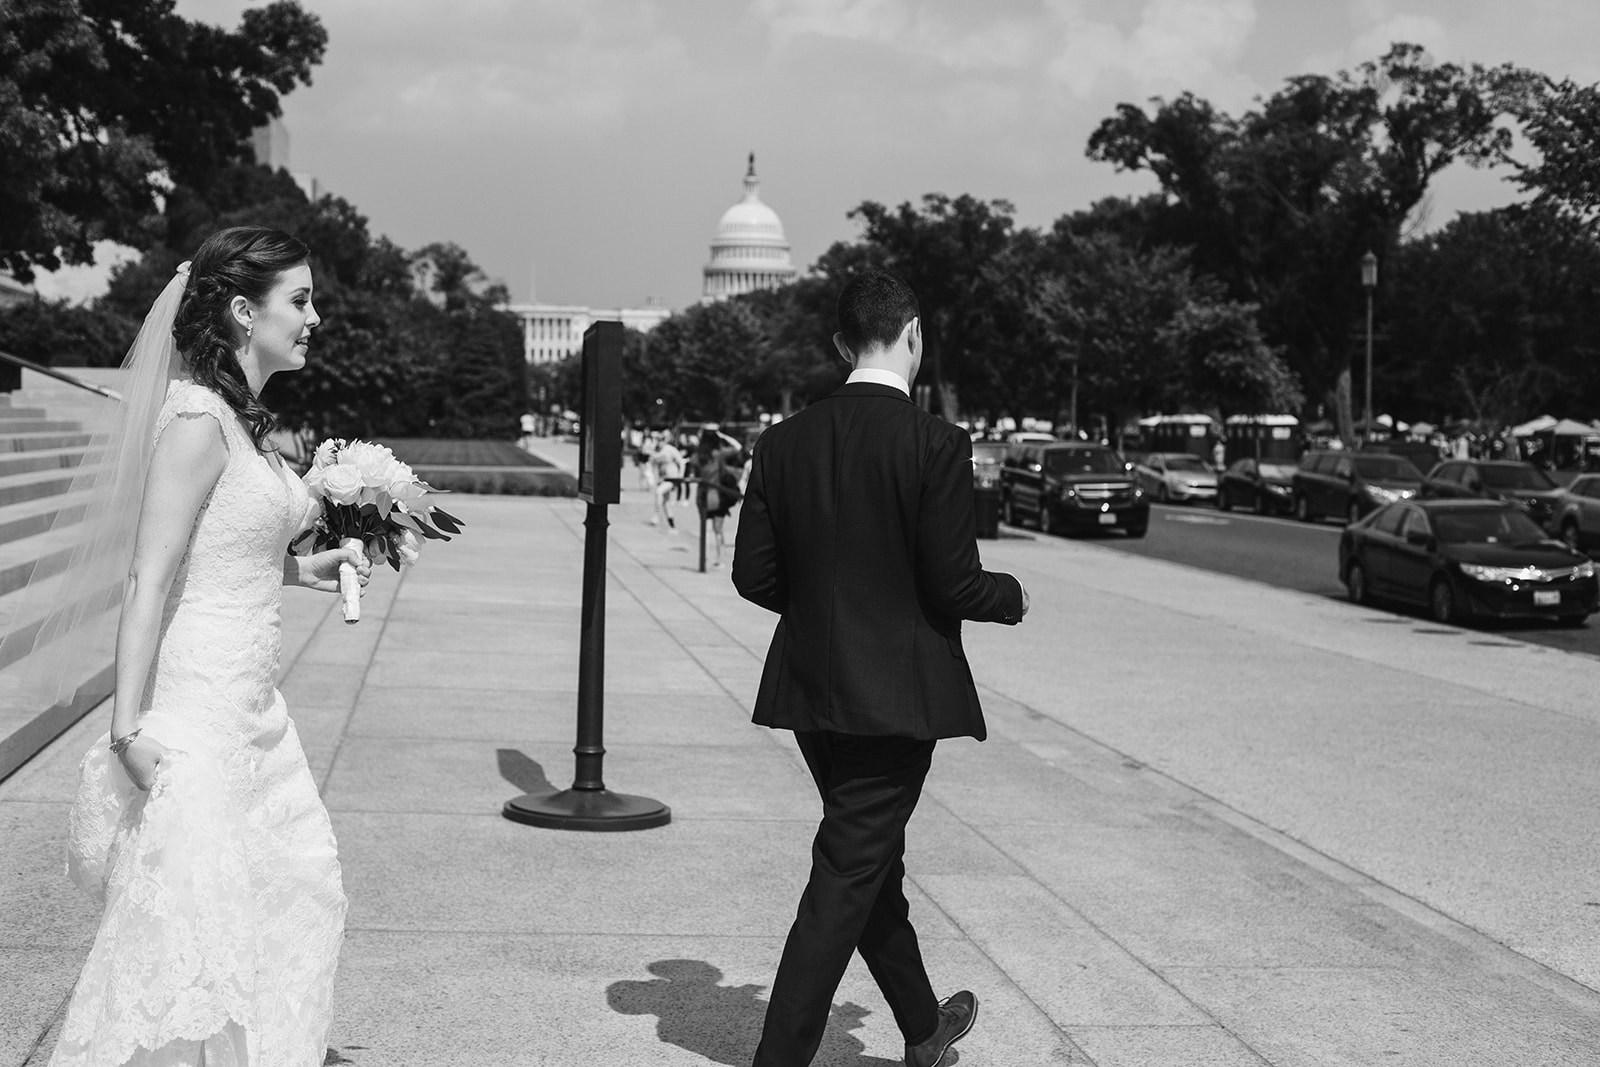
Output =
[
  {"x1": 971, "y1": 439, "x2": 1007, "y2": 490},
  {"x1": 1338, "y1": 499, "x2": 1598, "y2": 626},
  {"x1": 1000, "y1": 442, "x2": 1148, "y2": 537},
  {"x1": 1217, "y1": 458, "x2": 1297, "y2": 514},
  {"x1": 1131, "y1": 452, "x2": 1217, "y2": 504},
  {"x1": 1292, "y1": 450, "x2": 1423, "y2": 524},
  {"x1": 1418, "y1": 459, "x2": 1565, "y2": 533},
  {"x1": 1361, "y1": 439, "x2": 1443, "y2": 475},
  {"x1": 1552, "y1": 473, "x2": 1600, "y2": 552}
]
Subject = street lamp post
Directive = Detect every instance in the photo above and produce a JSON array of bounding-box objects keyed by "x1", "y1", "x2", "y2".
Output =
[
  {"x1": 1361, "y1": 250, "x2": 1378, "y2": 443},
  {"x1": 1068, "y1": 349, "x2": 1079, "y2": 440}
]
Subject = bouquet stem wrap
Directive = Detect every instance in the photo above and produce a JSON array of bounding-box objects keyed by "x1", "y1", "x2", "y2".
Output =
[{"x1": 338, "y1": 536, "x2": 363, "y2": 623}]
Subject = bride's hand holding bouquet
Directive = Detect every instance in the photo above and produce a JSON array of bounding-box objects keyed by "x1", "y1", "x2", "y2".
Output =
[{"x1": 295, "y1": 438, "x2": 463, "y2": 622}]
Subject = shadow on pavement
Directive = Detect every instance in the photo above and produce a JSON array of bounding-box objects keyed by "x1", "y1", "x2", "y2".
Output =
[
  {"x1": 605, "y1": 959, "x2": 902, "y2": 1066},
  {"x1": 496, "y1": 748, "x2": 555, "y2": 794}
]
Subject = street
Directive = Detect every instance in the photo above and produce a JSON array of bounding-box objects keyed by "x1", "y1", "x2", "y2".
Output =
[
  {"x1": 969, "y1": 511, "x2": 1600, "y2": 1005},
  {"x1": 1067, "y1": 502, "x2": 1600, "y2": 659}
]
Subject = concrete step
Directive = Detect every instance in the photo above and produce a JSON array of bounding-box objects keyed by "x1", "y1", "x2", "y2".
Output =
[
  {"x1": 0, "y1": 524, "x2": 78, "y2": 598},
  {"x1": 0, "y1": 430, "x2": 94, "y2": 454},
  {"x1": 0, "y1": 418, "x2": 84, "y2": 435},
  {"x1": 0, "y1": 467, "x2": 82, "y2": 509},
  {"x1": 0, "y1": 490, "x2": 91, "y2": 546},
  {"x1": 0, "y1": 653, "x2": 113, "y2": 784},
  {"x1": 0, "y1": 566, "x2": 120, "y2": 667},
  {"x1": 0, "y1": 446, "x2": 90, "y2": 480},
  {"x1": 0, "y1": 407, "x2": 48, "y2": 420}
]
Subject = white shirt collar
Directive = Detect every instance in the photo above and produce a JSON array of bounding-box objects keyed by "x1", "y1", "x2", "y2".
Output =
[{"x1": 846, "y1": 367, "x2": 911, "y2": 396}]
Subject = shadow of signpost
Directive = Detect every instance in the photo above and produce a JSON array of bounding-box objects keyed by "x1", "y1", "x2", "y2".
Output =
[
  {"x1": 606, "y1": 960, "x2": 903, "y2": 1066},
  {"x1": 496, "y1": 748, "x2": 555, "y2": 795}
]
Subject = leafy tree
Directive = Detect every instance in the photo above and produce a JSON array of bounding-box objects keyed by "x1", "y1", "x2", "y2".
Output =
[
  {"x1": 1383, "y1": 204, "x2": 1600, "y2": 426},
  {"x1": 1514, "y1": 78, "x2": 1600, "y2": 225},
  {"x1": 1087, "y1": 43, "x2": 1537, "y2": 442},
  {"x1": 0, "y1": 0, "x2": 326, "y2": 278},
  {"x1": 0, "y1": 296, "x2": 137, "y2": 370},
  {"x1": 643, "y1": 299, "x2": 769, "y2": 423}
]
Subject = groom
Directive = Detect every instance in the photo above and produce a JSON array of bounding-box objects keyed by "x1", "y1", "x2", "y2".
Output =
[{"x1": 733, "y1": 268, "x2": 1028, "y2": 1067}]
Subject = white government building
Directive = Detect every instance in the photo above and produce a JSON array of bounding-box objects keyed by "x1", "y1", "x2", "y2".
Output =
[{"x1": 505, "y1": 154, "x2": 798, "y2": 365}]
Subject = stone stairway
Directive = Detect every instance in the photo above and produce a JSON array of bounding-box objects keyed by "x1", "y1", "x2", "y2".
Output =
[{"x1": 0, "y1": 387, "x2": 117, "y2": 781}]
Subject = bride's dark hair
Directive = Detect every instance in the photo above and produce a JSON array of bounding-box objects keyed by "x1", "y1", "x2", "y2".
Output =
[{"x1": 172, "y1": 225, "x2": 310, "y2": 452}]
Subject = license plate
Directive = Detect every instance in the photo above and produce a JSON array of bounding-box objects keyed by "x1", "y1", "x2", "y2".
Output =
[
  {"x1": 1534, "y1": 590, "x2": 1560, "y2": 607},
  {"x1": 1098, "y1": 513, "x2": 1117, "y2": 525}
]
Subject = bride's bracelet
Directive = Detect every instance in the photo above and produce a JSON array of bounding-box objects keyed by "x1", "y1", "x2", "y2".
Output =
[{"x1": 108, "y1": 729, "x2": 141, "y2": 756}]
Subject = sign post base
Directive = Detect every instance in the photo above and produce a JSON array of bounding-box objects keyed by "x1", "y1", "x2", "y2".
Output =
[{"x1": 503, "y1": 788, "x2": 671, "y2": 832}]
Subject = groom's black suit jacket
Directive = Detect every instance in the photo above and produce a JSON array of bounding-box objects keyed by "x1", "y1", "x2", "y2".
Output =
[{"x1": 732, "y1": 381, "x2": 1025, "y2": 741}]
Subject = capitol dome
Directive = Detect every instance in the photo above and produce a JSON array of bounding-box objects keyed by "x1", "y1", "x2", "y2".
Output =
[{"x1": 703, "y1": 154, "x2": 797, "y2": 301}]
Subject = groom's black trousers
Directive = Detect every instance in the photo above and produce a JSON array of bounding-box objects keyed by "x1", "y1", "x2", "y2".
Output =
[{"x1": 752, "y1": 731, "x2": 939, "y2": 1066}]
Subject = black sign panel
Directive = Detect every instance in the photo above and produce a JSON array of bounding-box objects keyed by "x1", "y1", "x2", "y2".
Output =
[{"x1": 578, "y1": 321, "x2": 622, "y2": 505}]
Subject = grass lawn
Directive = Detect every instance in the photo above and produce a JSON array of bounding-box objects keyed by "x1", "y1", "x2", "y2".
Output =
[{"x1": 383, "y1": 439, "x2": 552, "y2": 469}]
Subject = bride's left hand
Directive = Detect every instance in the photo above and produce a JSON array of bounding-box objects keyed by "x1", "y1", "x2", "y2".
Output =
[{"x1": 298, "y1": 546, "x2": 372, "y2": 594}]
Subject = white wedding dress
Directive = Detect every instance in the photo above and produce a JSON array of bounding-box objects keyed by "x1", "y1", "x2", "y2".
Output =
[{"x1": 51, "y1": 380, "x2": 346, "y2": 1067}]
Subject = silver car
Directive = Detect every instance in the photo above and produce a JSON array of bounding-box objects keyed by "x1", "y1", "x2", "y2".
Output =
[
  {"x1": 1133, "y1": 452, "x2": 1218, "y2": 504},
  {"x1": 1554, "y1": 473, "x2": 1600, "y2": 553}
]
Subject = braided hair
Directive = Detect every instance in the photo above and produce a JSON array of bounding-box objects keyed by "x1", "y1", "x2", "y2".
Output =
[{"x1": 171, "y1": 226, "x2": 310, "y2": 452}]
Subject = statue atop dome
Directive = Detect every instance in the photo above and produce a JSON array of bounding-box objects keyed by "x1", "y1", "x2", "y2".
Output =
[{"x1": 703, "y1": 153, "x2": 797, "y2": 301}]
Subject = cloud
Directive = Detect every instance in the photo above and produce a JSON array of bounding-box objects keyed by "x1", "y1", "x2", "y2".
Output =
[
  {"x1": 1299, "y1": 2, "x2": 1450, "y2": 78},
  {"x1": 233, "y1": 0, "x2": 699, "y2": 137},
  {"x1": 1046, "y1": 0, "x2": 1259, "y2": 104},
  {"x1": 754, "y1": 0, "x2": 1039, "y2": 71},
  {"x1": 754, "y1": 0, "x2": 1260, "y2": 106}
]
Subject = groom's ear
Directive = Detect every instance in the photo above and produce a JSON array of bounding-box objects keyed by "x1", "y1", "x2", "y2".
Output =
[{"x1": 832, "y1": 332, "x2": 855, "y2": 367}]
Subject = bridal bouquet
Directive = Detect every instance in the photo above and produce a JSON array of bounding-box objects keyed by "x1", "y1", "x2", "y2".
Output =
[{"x1": 294, "y1": 438, "x2": 463, "y2": 623}]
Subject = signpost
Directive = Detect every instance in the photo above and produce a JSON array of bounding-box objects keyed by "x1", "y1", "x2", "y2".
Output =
[{"x1": 502, "y1": 321, "x2": 670, "y2": 831}]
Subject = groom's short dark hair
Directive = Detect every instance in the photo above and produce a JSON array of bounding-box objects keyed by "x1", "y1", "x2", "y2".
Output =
[{"x1": 837, "y1": 269, "x2": 919, "y2": 354}]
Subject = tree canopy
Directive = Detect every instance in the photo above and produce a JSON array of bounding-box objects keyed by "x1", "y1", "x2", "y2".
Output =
[
  {"x1": 1086, "y1": 43, "x2": 1539, "y2": 440},
  {"x1": 0, "y1": 0, "x2": 326, "y2": 279}
]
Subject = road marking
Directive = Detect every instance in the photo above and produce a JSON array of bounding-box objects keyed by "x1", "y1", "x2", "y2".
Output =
[{"x1": 1164, "y1": 514, "x2": 1232, "y2": 526}]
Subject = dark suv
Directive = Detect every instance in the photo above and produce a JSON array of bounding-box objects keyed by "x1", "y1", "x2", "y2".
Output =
[
  {"x1": 1419, "y1": 459, "x2": 1565, "y2": 533},
  {"x1": 1000, "y1": 442, "x2": 1148, "y2": 537},
  {"x1": 1292, "y1": 449, "x2": 1423, "y2": 524}
]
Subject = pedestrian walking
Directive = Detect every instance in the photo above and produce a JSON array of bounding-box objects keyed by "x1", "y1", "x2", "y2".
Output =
[
  {"x1": 648, "y1": 433, "x2": 686, "y2": 531},
  {"x1": 733, "y1": 268, "x2": 1029, "y2": 1067},
  {"x1": 694, "y1": 425, "x2": 744, "y2": 566}
]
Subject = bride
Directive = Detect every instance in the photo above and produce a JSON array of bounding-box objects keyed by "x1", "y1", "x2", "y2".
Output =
[{"x1": 36, "y1": 226, "x2": 368, "y2": 1066}]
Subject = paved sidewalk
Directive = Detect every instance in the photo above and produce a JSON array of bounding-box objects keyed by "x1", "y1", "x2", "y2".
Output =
[{"x1": 5, "y1": 477, "x2": 1600, "y2": 1066}]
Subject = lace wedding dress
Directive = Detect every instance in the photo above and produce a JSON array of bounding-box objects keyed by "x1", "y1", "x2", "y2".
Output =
[{"x1": 51, "y1": 380, "x2": 346, "y2": 1067}]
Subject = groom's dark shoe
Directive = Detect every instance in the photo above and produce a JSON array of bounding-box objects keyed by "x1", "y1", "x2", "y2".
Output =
[{"x1": 905, "y1": 990, "x2": 978, "y2": 1067}]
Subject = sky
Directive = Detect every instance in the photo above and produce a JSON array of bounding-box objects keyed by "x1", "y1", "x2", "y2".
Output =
[{"x1": 35, "y1": 0, "x2": 1600, "y2": 308}]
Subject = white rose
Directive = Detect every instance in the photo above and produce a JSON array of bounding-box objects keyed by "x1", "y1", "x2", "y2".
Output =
[
  {"x1": 320, "y1": 463, "x2": 365, "y2": 505},
  {"x1": 311, "y1": 438, "x2": 341, "y2": 471},
  {"x1": 340, "y1": 444, "x2": 403, "y2": 489},
  {"x1": 341, "y1": 440, "x2": 394, "y2": 473},
  {"x1": 397, "y1": 529, "x2": 421, "y2": 567}
]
